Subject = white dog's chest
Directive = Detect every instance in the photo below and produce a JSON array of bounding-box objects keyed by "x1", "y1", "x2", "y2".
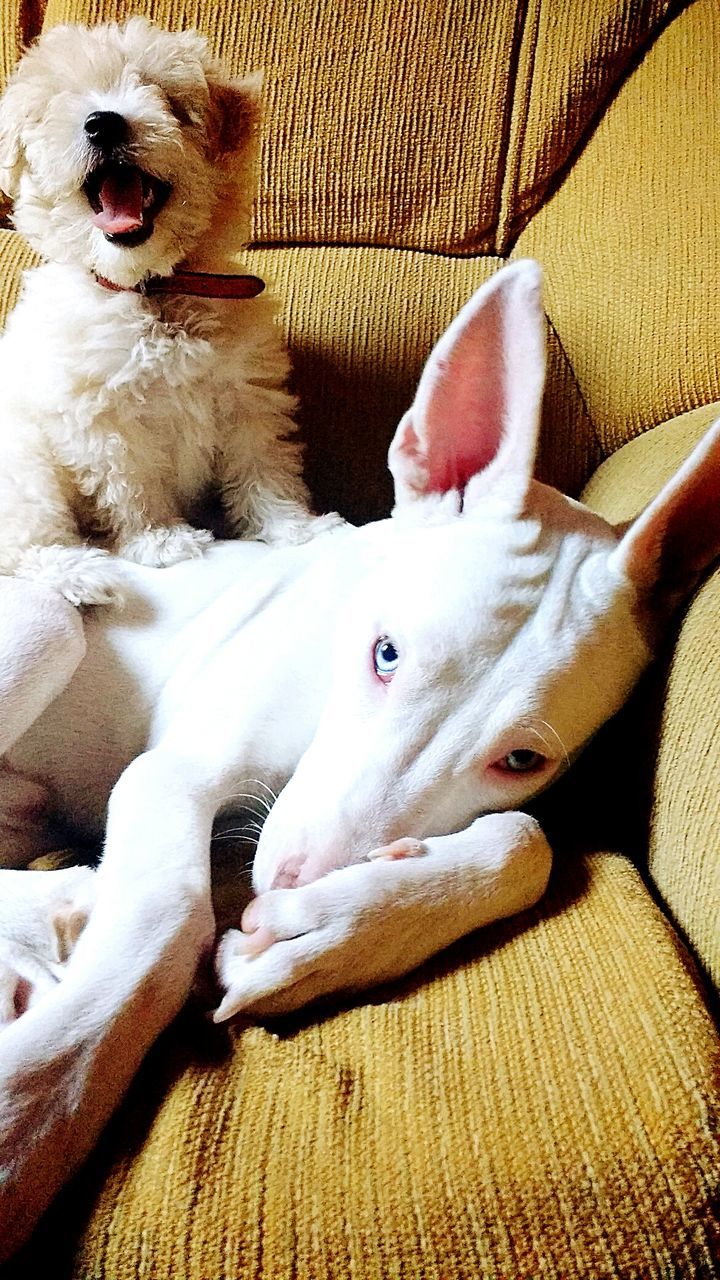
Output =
[{"x1": 2, "y1": 282, "x2": 235, "y2": 501}]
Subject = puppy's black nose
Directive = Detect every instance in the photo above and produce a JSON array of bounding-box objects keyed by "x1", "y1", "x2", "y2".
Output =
[{"x1": 84, "y1": 111, "x2": 128, "y2": 150}]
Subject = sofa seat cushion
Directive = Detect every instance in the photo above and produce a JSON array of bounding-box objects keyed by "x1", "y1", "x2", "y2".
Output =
[
  {"x1": 582, "y1": 403, "x2": 720, "y2": 988},
  {"x1": 6, "y1": 851, "x2": 718, "y2": 1280}
]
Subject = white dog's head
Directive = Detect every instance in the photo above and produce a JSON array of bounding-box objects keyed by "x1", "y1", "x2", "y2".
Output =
[
  {"x1": 0, "y1": 18, "x2": 260, "y2": 287},
  {"x1": 252, "y1": 261, "x2": 720, "y2": 893}
]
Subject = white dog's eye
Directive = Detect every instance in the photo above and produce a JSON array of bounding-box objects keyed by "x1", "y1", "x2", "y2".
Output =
[
  {"x1": 496, "y1": 750, "x2": 545, "y2": 773},
  {"x1": 373, "y1": 636, "x2": 399, "y2": 683}
]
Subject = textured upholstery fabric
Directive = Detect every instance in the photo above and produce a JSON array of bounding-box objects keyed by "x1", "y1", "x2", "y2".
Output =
[
  {"x1": 38, "y1": 0, "x2": 524, "y2": 254},
  {"x1": 10, "y1": 0, "x2": 677, "y2": 256},
  {"x1": 6, "y1": 854, "x2": 718, "y2": 1279},
  {"x1": 514, "y1": 0, "x2": 720, "y2": 451},
  {"x1": 0, "y1": 0, "x2": 29, "y2": 84},
  {"x1": 582, "y1": 404, "x2": 720, "y2": 989},
  {"x1": 496, "y1": 0, "x2": 683, "y2": 249},
  {"x1": 0, "y1": 230, "x2": 36, "y2": 316},
  {"x1": 239, "y1": 245, "x2": 600, "y2": 517}
]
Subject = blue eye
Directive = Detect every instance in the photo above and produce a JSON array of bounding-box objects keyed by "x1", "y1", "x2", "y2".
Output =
[
  {"x1": 373, "y1": 636, "x2": 399, "y2": 683},
  {"x1": 499, "y1": 750, "x2": 544, "y2": 773}
]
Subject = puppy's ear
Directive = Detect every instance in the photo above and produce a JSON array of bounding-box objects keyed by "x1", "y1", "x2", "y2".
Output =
[
  {"x1": 0, "y1": 82, "x2": 28, "y2": 199},
  {"x1": 206, "y1": 69, "x2": 262, "y2": 159}
]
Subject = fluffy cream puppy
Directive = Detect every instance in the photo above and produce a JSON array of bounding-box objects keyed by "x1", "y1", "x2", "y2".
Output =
[{"x1": 0, "y1": 18, "x2": 330, "y2": 606}]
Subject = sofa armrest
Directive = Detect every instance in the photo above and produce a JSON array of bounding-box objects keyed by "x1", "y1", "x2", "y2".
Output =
[{"x1": 645, "y1": 562, "x2": 720, "y2": 990}]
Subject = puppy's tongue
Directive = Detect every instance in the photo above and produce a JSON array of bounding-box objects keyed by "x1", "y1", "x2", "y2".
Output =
[{"x1": 92, "y1": 168, "x2": 144, "y2": 234}]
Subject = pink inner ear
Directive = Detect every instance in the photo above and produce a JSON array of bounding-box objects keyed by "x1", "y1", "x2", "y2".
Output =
[
  {"x1": 416, "y1": 303, "x2": 505, "y2": 493},
  {"x1": 388, "y1": 260, "x2": 545, "y2": 507},
  {"x1": 422, "y1": 381, "x2": 504, "y2": 493}
]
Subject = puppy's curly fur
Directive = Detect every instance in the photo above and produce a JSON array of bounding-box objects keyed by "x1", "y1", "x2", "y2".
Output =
[{"x1": 0, "y1": 19, "x2": 331, "y2": 606}]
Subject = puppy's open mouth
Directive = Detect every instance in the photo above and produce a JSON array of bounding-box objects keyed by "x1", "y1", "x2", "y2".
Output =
[{"x1": 83, "y1": 164, "x2": 171, "y2": 247}]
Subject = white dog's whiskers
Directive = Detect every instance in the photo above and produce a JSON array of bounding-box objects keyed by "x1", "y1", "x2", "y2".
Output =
[
  {"x1": 245, "y1": 778, "x2": 279, "y2": 806},
  {"x1": 221, "y1": 792, "x2": 273, "y2": 816},
  {"x1": 525, "y1": 719, "x2": 570, "y2": 771},
  {"x1": 214, "y1": 825, "x2": 263, "y2": 847},
  {"x1": 220, "y1": 779, "x2": 278, "y2": 815}
]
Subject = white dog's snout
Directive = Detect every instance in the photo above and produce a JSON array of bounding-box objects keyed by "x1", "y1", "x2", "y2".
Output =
[{"x1": 84, "y1": 110, "x2": 129, "y2": 151}]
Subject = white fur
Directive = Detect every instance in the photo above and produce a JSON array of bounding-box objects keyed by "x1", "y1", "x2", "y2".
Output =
[
  {"x1": 0, "y1": 261, "x2": 719, "y2": 1257},
  {"x1": 0, "y1": 19, "x2": 329, "y2": 607}
]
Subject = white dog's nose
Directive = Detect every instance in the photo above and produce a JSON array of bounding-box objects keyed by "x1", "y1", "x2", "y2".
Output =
[{"x1": 84, "y1": 111, "x2": 128, "y2": 151}]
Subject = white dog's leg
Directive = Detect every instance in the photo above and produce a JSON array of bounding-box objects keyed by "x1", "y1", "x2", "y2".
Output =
[
  {"x1": 221, "y1": 466, "x2": 346, "y2": 546},
  {"x1": 0, "y1": 439, "x2": 79, "y2": 570},
  {"x1": 116, "y1": 522, "x2": 214, "y2": 567},
  {"x1": 219, "y1": 453, "x2": 320, "y2": 546},
  {"x1": 217, "y1": 387, "x2": 344, "y2": 545},
  {"x1": 0, "y1": 578, "x2": 86, "y2": 758},
  {"x1": 214, "y1": 812, "x2": 552, "y2": 1019},
  {"x1": 106, "y1": 485, "x2": 214, "y2": 568},
  {"x1": 11, "y1": 546, "x2": 128, "y2": 608},
  {"x1": 0, "y1": 454, "x2": 125, "y2": 606},
  {"x1": 0, "y1": 747, "x2": 218, "y2": 1260}
]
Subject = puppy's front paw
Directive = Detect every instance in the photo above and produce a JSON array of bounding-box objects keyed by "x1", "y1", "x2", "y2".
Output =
[
  {"x1": 15, "y1": 545, "x2": 126, "y2": 608},
  {"x1": 117, "y1": 524, "x2": 214, "y2": 567},
  {"x1": 301, "y1": 512, "x2": 347, "y2": 539},
  {"x1": 259, "y1": 510, "x2": 347, "y2": 547}
]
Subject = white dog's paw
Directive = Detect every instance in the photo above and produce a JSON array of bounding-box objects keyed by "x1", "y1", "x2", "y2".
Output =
[
  {"x1": 258, "y1": 510, "x2": 347, "y2": 547},
  {"x1": 0, "y1": 866, "x2": 96, "y2": 1028},
  {"x1": 213, "y1": 851, "x2": 428, "y2": 1020},
  {"x1": 117, "y1": 524, "x2": 214, "y2": 567},
  {"x1": 15, "y1": 545, "x2": 126, "y2": 608},
  {"x1": 301, "y1": 512, "x2": 348, "y2": 539}
]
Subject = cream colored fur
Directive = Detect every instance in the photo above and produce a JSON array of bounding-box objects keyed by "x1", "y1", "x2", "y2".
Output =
[{"x1": 0, "y1": 19, "x2": 331, "y2": 606}]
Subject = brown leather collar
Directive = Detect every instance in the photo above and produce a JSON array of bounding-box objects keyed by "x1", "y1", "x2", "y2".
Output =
[{"x1": 94, "y1": 269, "x2": 265, "y2": 299}]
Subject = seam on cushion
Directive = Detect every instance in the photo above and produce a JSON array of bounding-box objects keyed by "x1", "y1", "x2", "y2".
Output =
[
  {"x1": 247, "y1": 237, "x2": 512, "y2": 260},
  {"x1": 490, "y1": 0, "x2": 532, "y2": 258},
  {"x1": 503, "y1": 0, "x2": 693, "y2": 253},
  {"x1": 544, "y1": 313, "x2": 604, "y2": 456},
  {"x1": 497, "y1": 0, "x2": 541, "y2": 256}
]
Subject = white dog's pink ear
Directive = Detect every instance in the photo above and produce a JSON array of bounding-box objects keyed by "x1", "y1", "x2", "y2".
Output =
[
  {"x1": 610, "y1": 417, "x2": 720, "y2": 605},
  {"x1": 206, "y1": 69, "x2": 262, "y2": 159},
  {"x1": 388, "y1": 259, "x2": 546, "y2": 512}
]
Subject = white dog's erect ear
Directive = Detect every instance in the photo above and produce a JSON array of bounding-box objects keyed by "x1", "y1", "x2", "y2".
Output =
[
  {"x1": 610, "y1": 417, "x2": 720, "y2": 607},
  {"x1": 388, "y1": 260, "x2": 546, "y2": 513},
  {"x1": 205, "y1": 68, "x2": 262, "y2": 159}
]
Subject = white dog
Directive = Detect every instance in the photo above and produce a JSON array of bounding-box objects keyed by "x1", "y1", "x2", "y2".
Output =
[
  {"x1": 0, "y1": 261, "x2": 718, "y2": 1257},
  {"x1": 0, "y1": 18, "x2": 328, "y2": 607}
]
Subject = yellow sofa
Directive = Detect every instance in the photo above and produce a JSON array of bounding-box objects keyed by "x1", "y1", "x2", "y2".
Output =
[{"x1": 1, "y1": 1, "x2": 718, "y2": 1276}]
